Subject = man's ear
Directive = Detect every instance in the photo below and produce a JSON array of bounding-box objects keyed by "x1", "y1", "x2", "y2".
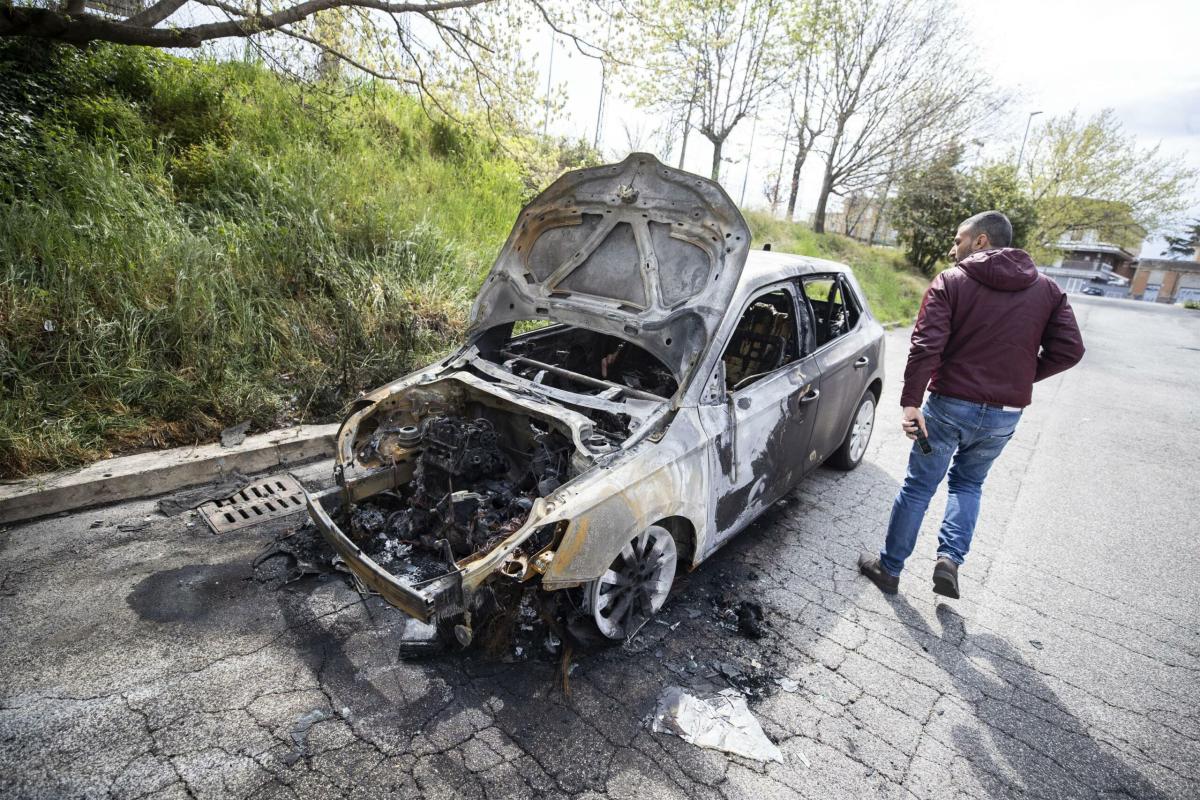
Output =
[{"x1": 975, "y1": 233, "x2": 991, "y2": 251}]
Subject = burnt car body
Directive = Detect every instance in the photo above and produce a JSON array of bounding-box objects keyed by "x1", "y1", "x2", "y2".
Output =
[{"x1": 303, "y1": 153, "x2": 885, "y2": 641}]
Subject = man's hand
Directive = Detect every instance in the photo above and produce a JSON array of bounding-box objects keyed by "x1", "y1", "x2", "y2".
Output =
[{"x1": 901, "y1": 406, "x2": 927, "y2": 440}]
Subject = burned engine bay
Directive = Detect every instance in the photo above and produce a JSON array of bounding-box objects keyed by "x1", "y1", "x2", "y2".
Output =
[
  {"x1": 320, "y1": 326, "x2": 681, "y2": 615},
  {"x1": 347, "y1": 411, "x2": 571, "y2": 586}
]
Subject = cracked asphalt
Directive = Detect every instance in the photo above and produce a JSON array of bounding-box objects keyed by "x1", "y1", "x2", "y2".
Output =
[{"x1": 2, "y1": 295, "x2": 1197, "y2": 799}]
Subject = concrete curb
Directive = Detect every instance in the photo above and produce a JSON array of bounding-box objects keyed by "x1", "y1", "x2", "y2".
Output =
[{"x1": 0, "y1": 424, "x2": 338, "y2": 526}]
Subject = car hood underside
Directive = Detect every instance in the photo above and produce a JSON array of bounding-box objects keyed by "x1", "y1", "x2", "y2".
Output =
[{"x1": 469, "y1": 152, "x2": 752, "y2": 385}]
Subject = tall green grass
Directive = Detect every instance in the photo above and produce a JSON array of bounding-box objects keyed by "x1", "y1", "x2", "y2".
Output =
[
  {"x1": 0, "y1": 43, "x2": 527, "y2": 477},
  {"x1": 744, "y1": 211, "x2": 928, "y2": 325}
]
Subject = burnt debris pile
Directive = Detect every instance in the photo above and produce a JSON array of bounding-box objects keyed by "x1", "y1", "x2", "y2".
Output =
[{"x1": 350, "y1": 415, "x2": 571, "y2": 577}]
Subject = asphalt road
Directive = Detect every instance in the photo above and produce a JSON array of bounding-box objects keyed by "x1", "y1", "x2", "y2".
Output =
[{"x1": 2, "y1": 295, "x2": 1197, "y2": 799}]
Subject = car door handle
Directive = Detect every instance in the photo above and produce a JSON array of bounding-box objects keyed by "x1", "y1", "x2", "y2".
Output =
[
  {"x1": 854, "y1": 356, "x2": 869, "y2": 369},
  {"x1": 799, "y1": 389, "x2": 820, "y2": 405}
]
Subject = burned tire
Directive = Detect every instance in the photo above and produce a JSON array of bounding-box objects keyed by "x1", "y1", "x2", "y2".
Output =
[
  {"x1": 828, "y1": 390, "x2": 875, "y2": 471},
  {"x1": 587, "y1": 524, "x2": 677, "y2": 640}
]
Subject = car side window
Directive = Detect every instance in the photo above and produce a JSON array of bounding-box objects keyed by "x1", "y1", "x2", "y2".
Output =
[
  {"x1": 721, "y1": 287, "x2": 802, "y2": 391},
  {"x1": 802, "y1": 275, "x2": 860, "y2": 347}
]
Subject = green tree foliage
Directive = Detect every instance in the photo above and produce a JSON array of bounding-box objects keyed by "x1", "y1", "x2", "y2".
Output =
[
  {"x1": 622, "y1": 0, "x2": 791, "y2": 181},
  {"x1": 1162, "y1": 218, "x2": 1200, "y2": 259},
  {"x1": 1021, "y1": 109, "x2": 1197, "y2": 250},
  {"x1": 893, "y1": 146, "x2": 1037, "y2": 275}
]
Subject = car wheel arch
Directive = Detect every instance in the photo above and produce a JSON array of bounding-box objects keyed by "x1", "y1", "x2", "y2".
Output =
[
  {"x1": 830, "y1": 376, "x2": 882, "y2": 448},
  {"x1": 654, "y1": 515, "x2": 699, "y2": 569},
  {"x1": 542, "y1": 507, "x2": 704, "y2": 586}
]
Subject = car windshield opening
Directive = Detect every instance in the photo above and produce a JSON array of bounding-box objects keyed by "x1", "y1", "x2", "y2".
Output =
[{"x1": 481, "y1": 323, "x2": 678, "y2": 400}]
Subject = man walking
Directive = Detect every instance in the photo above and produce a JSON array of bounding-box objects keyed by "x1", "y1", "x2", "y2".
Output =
[{"x1": 858, "y1": 211, "x2": 1084, "y2": 598}]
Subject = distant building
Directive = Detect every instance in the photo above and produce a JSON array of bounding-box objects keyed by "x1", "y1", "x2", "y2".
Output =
[
  {"x1": 1052, "y1": 237, "x2": 1138, "y2": 280},
  {"x1": 1039, "y1": 264, "x2": 1129, "y2": 296},
  {"x1": 825, "y1": 194, "x2": 898, "y2": 246},
  {"x1": 1041, "y1": 232, "x2": 1135, "y2": 296},
  {"x1": 1130, "y1": 255, "x2": 1200, "y2": 304}
]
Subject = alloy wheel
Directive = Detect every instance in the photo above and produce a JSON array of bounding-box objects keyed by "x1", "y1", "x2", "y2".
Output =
[
  {"x1": 848, "y1": 395, "x2": 876, "y2": 463},
  {"x1": 589, "y1": 525, "x2": 677, "y2": 640}
]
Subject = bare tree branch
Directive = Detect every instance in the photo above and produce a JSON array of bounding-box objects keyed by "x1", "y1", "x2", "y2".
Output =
[
  {"x1": 125, "y1": 0, "x2": 189, "y2": 27},
  {"x1": 2, "y1": 0, "x2": 490, "y2": 47}
]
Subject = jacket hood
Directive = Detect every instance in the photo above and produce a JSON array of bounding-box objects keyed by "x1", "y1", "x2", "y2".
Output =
[{"x1": 958, "y1": 248, "x2": 1039, "y2": 291}]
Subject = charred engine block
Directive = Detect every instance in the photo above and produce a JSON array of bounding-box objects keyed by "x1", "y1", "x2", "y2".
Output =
[
  {"x1": 352, "y1": 415, "x2": 571, "y2": 564},
  {"x1": 420, "y1": 416, "x2": 508, "y2": 480},
  {"x1": 403, "y1": 417, "x2": 519, "y2": 559}
]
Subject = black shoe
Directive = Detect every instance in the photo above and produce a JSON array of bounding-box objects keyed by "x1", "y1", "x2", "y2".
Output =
[
  {"x1": 932, "y1": 558, "x2": 960, "y2": 599},
  {"x1": 858, "y1": 554, "x2": 899, "y2": 594}
]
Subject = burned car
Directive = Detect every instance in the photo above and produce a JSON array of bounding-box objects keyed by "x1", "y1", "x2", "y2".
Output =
[{"x1": 303, "y1": 153, "x2": 885, "y2": 643}]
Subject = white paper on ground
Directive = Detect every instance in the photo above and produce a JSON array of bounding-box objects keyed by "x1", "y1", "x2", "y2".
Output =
[{"x1": 650, "y1": 686, "x2": 784, "y2": 763}]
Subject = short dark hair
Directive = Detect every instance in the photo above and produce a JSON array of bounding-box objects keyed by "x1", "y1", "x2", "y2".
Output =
[{"x1": 960, "y1": 211, "x2": 1013, "y2": 248}]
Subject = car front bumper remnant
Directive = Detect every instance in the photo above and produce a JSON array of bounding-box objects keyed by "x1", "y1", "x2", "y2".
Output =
[{"x1": 302, "y1": 486, "x2": 465, "y2": 623}]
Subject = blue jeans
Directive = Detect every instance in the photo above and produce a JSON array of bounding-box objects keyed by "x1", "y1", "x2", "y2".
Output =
[{"x1": 880, "y1": 394, "x2": 1021, "y2": 577}]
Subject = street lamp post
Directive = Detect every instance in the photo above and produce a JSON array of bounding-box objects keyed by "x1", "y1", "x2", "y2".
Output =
[
  {"x1": 1015, "y1": 110, "x2": 1043, "y2": 174},
  {"x1": 739, "y1": 111, "x2": 760, "y2": 206}
]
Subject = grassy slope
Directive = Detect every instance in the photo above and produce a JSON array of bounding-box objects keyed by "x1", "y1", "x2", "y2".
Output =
[
  {"x1": 0, "y1": 45, "x2": 928, "y2": 478},
  {"x1": 1, "y1": 44, "x2": 527, "y2": 477},
  {"x1": 744, "y1": 211, "x2": 928, "y2": 325}
]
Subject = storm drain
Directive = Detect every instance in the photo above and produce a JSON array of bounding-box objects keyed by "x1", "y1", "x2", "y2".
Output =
[{"x1": 197, "y1": 475, "x2": 306, "y2": 534}]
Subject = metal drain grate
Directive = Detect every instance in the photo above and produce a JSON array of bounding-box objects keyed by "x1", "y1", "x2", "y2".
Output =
[{"x1": 198, "y1": 474, "x2": 307, "y2": 534}]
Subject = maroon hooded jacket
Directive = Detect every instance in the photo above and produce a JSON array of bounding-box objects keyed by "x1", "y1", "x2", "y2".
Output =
[{"x1": 900, "y1": 248, "x2": 1085, "y2": 409}]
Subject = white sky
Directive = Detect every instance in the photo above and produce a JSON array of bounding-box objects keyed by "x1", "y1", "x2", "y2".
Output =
[{"x1": 536, "y1": 0, "x2": 1200, "y2": 256}]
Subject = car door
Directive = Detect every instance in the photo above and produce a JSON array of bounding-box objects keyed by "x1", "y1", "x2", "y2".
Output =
[
  {"x1": 702, "y1": 283, "x2": 822, "y2": 548},
  {"x1": 802, "y1": 274, "x2": 873, "y2": 464}
]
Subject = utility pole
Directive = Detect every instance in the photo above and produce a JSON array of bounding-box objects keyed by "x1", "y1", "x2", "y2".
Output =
[
  {"x1": 739, "y1": 111, "x2": 760, "y2": 206},
  {"x1": 773, "y1": 95, "x2": 797, "y2": 215},
  {"x1": 593, "y1": 60, "x2": 608, "y2": 151},
  {"x1": 593, "y1": 4, "x2": 614, "y2": 151},
  {"x1": 678, "y1": 87, "x2": 697, "y2": 169},
  {"x1": 1015, "y1": 110, "x2": 1042, "y2": 174},
  {"x1": 542, "y1": 32, "x2": 556, "y2": 138}
]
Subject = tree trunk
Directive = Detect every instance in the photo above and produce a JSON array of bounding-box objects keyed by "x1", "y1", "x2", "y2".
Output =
[
  {"x1": 677, "y1": 102, "x2": 693, "y2": 170},
  {"x1": 710, "y1": 138, "x2": 723, "y2": 182},
  {"x1": 868, "y1": 189, "x2": 890, "y2": 245},
  {"x1": 869, "y1": 155, "x2": 902, "y2": 244},
  {"x1": 317, "y1": 48, "x2": 341, "y2": 81},
  {"x1": 813, "y1": 167, "x2": 835, "y2": 233},
  {"x1": 786, "y1": 142, "x2": 809, "y2": 221},
  {"x1": 847, "y1": 198, "x2": 870, "y2": 239}
]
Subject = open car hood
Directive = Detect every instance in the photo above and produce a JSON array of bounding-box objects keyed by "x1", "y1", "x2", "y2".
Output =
[{"x1": 469, "y1": 153, "x2": 752, "y2": 384}]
